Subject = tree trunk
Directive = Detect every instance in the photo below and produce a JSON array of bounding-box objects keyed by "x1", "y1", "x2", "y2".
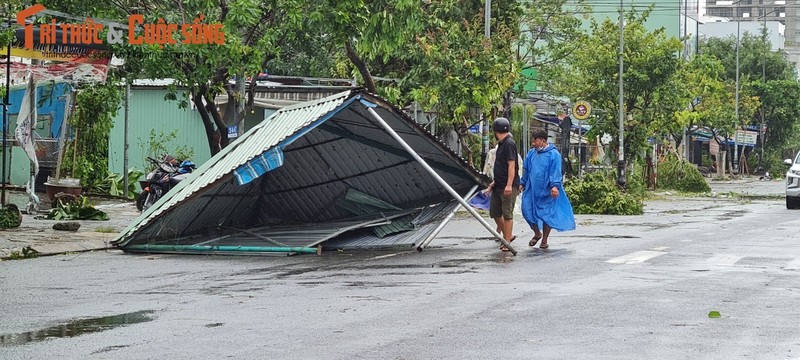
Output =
[
  {"x1": 345, "y1": 39, "x2": 377, "y2": 94},
  {"x1": 193, "y1": 91, "x2": 221, "y2": 155},
  {"x1": 203, "y1": 92, "x2": 229, "y2": 150}
]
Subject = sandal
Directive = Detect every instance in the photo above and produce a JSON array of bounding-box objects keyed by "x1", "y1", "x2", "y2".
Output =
[
  {"x1": 539, "y1": 243, "x2": 549, "y2": 249},
  {"x1": 529, "y1": 236, "x2": 542, "y2": 247},
  {"x1": 500, "y1": 236, "x2": 516, "y2": 251}
]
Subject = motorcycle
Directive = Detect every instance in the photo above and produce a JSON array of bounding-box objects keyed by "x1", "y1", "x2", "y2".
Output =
[{"x1": 136, "y1": 155, "x2": 196, "y2": 212}]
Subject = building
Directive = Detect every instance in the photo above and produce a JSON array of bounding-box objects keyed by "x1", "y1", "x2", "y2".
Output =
[
  {"x1": 584, "y1": 0, "x2": 700, "y2": 57},
  {"x1": 699, "y1": 20, "x2": 785, "y2": 50},
  {"x1": 703, "y1": 0, "x2": 799, "y2": 70}
]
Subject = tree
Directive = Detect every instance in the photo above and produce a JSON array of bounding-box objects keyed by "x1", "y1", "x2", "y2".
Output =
[
  {"x1": 314, "y1": 0, "x2": 521, "y2": 166},
  {"x1": 517, "y1": 0, "x2": 590, "y2": 72},
  {"x1": 541, "y1": 9, "x2": 682, "y2": 164},
  {"x1": 668, "y1": 54, "x2": 753, "y2": 150},
  {"x1": 401, "y1": 0, "x2": 521, "y2": 166},
  {"x1": 26, "y1": 0, "x2": 524, "y2": 163},
  {"x1": 701, "y1": 34, "x2": 800, "y2": 166},
  {"x1": 37, "y1": 0, "x2": 306, "y2": 156}
]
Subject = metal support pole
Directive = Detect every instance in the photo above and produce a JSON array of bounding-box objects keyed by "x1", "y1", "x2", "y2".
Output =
[
  {"x1": 124, "y1": 244, "x2": 319, "y2": 254},
  {"x1": 578, "y1": 120, "x2": 583, "y2": 179},
  {"x1": 484, "y1": 0, "x2": 491, "y2": 38},
  {"x1": 522, "y1": 104, "x2": 529, "y2": 156},
  {"x1": 2, "y1": 12, "x2": 11, "y2": 206},
  {"x1": 366, "y1": 107, "x2": 516, "y2": 255},
  {"x1": 123, "y1": 81, "x2": 130, "y2": 198},
  {"x1": 617, "y1": 0, "x2": 626, "y2": 187},
  {"x1": 416, "y1": 185, "x2": 479, "y2": 252}
]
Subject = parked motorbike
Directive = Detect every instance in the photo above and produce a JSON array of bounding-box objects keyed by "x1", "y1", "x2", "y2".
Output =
[{"x1": 136, "y1": 155, "x2": 196, "y2": 212}]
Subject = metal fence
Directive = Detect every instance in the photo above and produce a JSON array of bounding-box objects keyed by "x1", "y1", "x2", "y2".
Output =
[{"x1": 2, "y1": 137, "x2": 61, "y2": 168}]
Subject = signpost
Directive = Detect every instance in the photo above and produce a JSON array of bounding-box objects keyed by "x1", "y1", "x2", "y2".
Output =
[
  {"x1": 572, "y1": 100, "x2": 591, "y2": 121},
  {"x1": 735, "y1": 130, "x2": 757, "y2": 146},
  {"x1": 572, "y1": 101, "x2": 591, "y2": 178}
]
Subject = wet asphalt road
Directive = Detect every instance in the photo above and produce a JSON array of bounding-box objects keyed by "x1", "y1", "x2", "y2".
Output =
[{"x1": 1, "y1": 181, "x2": 799, "y2": 359}]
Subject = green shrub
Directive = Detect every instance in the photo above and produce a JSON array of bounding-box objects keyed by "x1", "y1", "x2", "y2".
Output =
[
  {"x1": 765, "y1": 150, "x2": 795, "y2": 178},
  {"x1": 657, "y1": 157, "x2": 711, "y2": 193},
  {"x1": 565, "y1": 171, "x2": 644, "y2": 215}
]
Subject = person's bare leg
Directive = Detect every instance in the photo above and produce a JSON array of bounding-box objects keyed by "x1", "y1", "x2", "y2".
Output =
[
  {"x1": 493, "y1": 217, "x2": 503, "y2": 241},
  {"x1": 529, "y1": 223, "x2": 542, "y2": 246},
  {"x1": 541, "y1": 223, "x2": 553, "y2": 248},
  {"x1": 502, "y1": 217, "x2": 514, "y2": 242}
]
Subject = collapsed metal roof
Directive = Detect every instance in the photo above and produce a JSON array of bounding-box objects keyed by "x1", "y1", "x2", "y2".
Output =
[{"x1": 113, "y1": 90, "x2": 496, "y2": 255}]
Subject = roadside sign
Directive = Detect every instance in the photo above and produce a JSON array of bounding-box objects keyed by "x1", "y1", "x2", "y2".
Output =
[
  {"x1": 227, "y1": 125, "x2": 239, "y2": 139},
  {"x1": 572, "y1": 100, "x2": 591, "y2": 120},
  {"x1": 709, "y1": 139, "x2": 719, "y2": 155},
  {"x1": 735, "y1": 130, "x2": 757, "y2": 145}
]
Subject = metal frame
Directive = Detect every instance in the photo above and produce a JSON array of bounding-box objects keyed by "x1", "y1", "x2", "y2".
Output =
[
  {"x1": 416, "y1": 185, "x2": 479, "y2": 252},
  {"x1": 365, "y1": 105, "x2": 517, "y2": 255}
]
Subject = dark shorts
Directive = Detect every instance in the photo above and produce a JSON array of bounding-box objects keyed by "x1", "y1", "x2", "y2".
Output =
[{"x1": 489, "y1": 188, "x2": 518, "y2": 220}]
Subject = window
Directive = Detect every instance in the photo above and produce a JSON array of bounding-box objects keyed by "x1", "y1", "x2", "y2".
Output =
[{"x1": 7, "y1": 114, "x2": 54, "y2": 139}]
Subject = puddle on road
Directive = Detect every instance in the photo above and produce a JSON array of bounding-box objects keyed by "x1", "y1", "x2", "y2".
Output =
[{"x1": 0, "y1": 310, "x2": 155, "y2": 347}]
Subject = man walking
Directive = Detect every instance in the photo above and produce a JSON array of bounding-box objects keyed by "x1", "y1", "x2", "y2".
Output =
[
  {"x1": 484, "y1": 117, "x2": 519, "y2": 251},
  {"x1": 519, "y1": 128, "x2": 575, "y2": 249}
]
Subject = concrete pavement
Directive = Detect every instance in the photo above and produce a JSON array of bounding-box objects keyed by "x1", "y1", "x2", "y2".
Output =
[
  {"x1": 0, "y1": 180, "x2": 796, "y2": 359},
  {"x1": 0, "y1": 190, "x2": 140, "y2": 259},
  {"x1": 0, "y1": 177, "x2": 787, "y2": 260}
]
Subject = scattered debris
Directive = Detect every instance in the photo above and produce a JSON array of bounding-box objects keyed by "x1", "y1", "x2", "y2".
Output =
[
  {"x1": 53, "y1": 222, "x2": 81, "y2": 232},
  {"x1": 36, "y1": 196, "x2": 109, "y2": 221}
]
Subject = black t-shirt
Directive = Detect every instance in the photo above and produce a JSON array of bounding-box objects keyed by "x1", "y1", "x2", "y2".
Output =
[{"x1": 493, "y1": 135, "x2": 520, "y2": 192}]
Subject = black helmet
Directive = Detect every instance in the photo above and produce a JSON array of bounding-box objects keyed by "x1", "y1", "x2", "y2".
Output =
[{"x1": 493, "y1": 117, "x2": 510, "y2": 132}]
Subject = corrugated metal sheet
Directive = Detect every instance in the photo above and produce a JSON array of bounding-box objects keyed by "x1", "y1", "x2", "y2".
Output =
[
  {"x1": 114, "y1": 90, "x2": 487, "y2": 253},
  {"x1": 113, "y1": 90, "x2": 355, "y2": 245},
  {"x1": 322, "y1": 201, "x2": 460, "y2": 249},
  {"x1": 323, "y1": 223, "x2": 439, "y2": 250}
]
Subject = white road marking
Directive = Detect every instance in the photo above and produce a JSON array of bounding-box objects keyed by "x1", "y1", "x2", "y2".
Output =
[
  {"x1": 607, "y1": 251, "x2": 666, "y2": 264},
  {"x1": 705, "y1": 254, "x2": 743, "y2": 267},
  {"x1": 652, "y1": 246, "x2": 669, "y2": 251}
]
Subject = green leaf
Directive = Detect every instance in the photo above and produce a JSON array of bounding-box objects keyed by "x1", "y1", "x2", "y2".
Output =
[{"x1": 708, "y1": 311, "x2": 721, "y2": 318}]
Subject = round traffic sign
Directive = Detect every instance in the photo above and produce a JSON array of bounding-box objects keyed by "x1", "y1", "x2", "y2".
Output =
[{"x1": 573, "y1": 100, "x2": 591, "y2": 120}]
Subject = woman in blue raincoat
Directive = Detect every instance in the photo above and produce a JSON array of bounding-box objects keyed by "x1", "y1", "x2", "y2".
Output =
[{"x1": 519, "y1": 128, "x2": 576, "y2": 249}]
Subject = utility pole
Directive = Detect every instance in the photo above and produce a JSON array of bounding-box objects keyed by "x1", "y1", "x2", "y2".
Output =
[
  {"x1": 123, "y1": 81, "x2": 130, "y2": 198},
  {"x1": 481, "y1": 0, "x2": 491, "y2": 169},
  {"x1": 758, "y1": 9, "x2": 777, "y2": 171},
  {"x1": 617, "y1": 0, "x2": 626, "y2": 187},
  {"x1": 733, "y1": 2, "x2": 741, "y2": 175}
]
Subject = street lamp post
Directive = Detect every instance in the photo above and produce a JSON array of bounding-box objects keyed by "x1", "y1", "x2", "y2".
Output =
[{"x1": 617, "y1": 0, "x2": 626, "y2": 187}]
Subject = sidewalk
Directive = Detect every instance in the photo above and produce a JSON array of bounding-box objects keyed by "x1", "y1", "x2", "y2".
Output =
[
  {"x1": 705, "y1": 176, "x2": 786, "y2": 197},
  {"x1": 0, "y1": 191, "x2": 141, "y2": 259}
]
